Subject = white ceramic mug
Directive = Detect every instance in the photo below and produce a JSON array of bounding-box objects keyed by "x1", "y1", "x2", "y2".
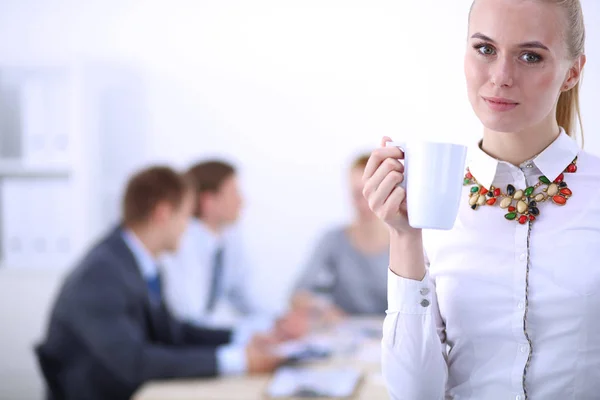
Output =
[{"x1": 386, "y1": 140, "x2": 468, "y2": 230}]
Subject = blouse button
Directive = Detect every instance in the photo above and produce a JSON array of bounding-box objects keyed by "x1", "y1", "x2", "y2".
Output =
[
  {"x1": 520, "y1": 345, "x2": 529, "y2": 353},
  {"x1": 420, "y1": 299, "x2": 430, "y2": 308},
  {"x1": 419, "y1": 288, "x2": 430, "y2": 296}
]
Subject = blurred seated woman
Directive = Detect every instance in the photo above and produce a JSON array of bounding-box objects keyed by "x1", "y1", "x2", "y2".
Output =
[{"x1": 291, "y1": 154, "x2": 389, "y2": 320}]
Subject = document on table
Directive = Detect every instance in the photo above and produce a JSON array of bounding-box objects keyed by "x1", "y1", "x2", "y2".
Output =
[
  {"x1": 273, "y1": 336, "x2": 333, "y2": 362},
  {"x1": 266, "y1": 366, "x2": 362, "y2": 398}
]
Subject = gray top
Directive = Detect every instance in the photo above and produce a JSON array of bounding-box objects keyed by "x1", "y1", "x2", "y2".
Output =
[{"x1": 295, "y1": 227, "x2": 389, "y2": 315}]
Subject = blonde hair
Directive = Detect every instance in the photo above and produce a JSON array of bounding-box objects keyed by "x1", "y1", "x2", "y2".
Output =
[
  {"x1": 469, "y1": 0, "x2": 586, "y2": 144},
  {"x1": 549, "y1": 0, "x2": 585, "y2": 145}
]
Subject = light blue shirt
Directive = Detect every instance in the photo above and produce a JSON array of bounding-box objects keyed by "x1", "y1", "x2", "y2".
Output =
[
  {"x1": 162, "y1": 219, "x2": 279, "y2": 338},
  {"x1": 121, "y1": 229, "x2": 247, "y2": 375}
]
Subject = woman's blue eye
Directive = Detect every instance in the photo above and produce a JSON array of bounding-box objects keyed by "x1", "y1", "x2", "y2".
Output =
[
  {"x1": 521, "y1": 52, "x2": 542, "y2": 63},
  {"x1": 477, "y1": 45, "x2": 495, "y2": 56}
]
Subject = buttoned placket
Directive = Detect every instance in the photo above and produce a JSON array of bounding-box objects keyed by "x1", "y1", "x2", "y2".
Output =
[{"x1": 509, "y1": 163, "x2": 533, "y2": 400}]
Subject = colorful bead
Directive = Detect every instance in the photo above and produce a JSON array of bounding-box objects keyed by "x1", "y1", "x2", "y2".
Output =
[
  {"x1": 552, "y1": 195, "x2": 567, "y2": 205},
  {"x1": 524, "y1": 187, "x2": 534, "y2": 197},
  {"x1": 539, "y1": 176, "x2": 551, "y2": 184},
  {"x1": 513, "y1": 189, "x2": 523, "y2": 200},
  {"x1": 500, "y1": 197, "x2": 513, "y2": 209},
  {"x1": 507, "y1": 184, "x2": 516, "y2": 196},
  {"x1": 518, "y1": 215, "x2": 528, "y2": 224},
  {"x1": 554, "y1": 173, "x2": 564, "y2": 183},
  {"x1": 534, "y1": 193, "x2": 546, "y2": 202},
  {"x1": 558, "y1": 182, "x2": 568, "y2": 188},
  {"x1": 508, "y1": 206, "x2": 516, "y2": 212},
  {"x1": 547, "y1": 183, "x2": 559, "y2": 196},
  {"x1": 529, "y1": 215, "x2": 536, "y2": 222},
  {"x1": 529, "y1": 207, "x2": 540, "y2": 216},
  {"x1": 486, "y1": 198, "x2": 497, "y2": 205},
  {"x1": 560, "y1": 188, "x2": 572, "y2": 197},
  {"x1": 514, "y1": 190, "x2": 524, "y2": 200},
  {"x1": 566, "y1": 164, "x2": 577, "y2": 173},
  {"x1": 493, "y1": 188, "x2": 501, "y2": 197},
  {"x1": 517, "y1": 200, "x2": 528, "y2": 214},
  {"x1": 505, "y1": 212, "x2": 517, "y2": 220},
  {"x1": 466, "y1": 172, "x2": 473, "y2": 179},
  {"x1": 480, "y1": 187, "x2": 489, "y2": 195},
  {"x1": 470, "y1": 186, "x2": 479, "y2": 193},
  {"x1": 464, "y1": 178, "x2": 471, "y2": 185}
]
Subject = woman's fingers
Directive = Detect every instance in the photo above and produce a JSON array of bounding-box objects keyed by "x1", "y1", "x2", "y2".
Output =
[
  {"x1": 367, "y1": 169, "x2": 405, "y2": 214},
  {"x1": 362, "y1": 145, "x2": 404, "y2": 182},
  {"x1": 362, "y1": 157, "x2": 404, "y2": 201},
  {"x1": 380, "y1": 183, "x2": 407, "y2": 219}
]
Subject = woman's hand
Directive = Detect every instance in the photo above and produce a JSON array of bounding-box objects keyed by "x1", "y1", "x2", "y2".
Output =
[{"x1": 362, "y1": 136, "x2": 419, "y2": 235}]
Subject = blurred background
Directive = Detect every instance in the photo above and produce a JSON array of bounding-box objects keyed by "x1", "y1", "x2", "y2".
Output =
[{"x1": 0, "y1": 0, "x2": 599, "y2": 398}]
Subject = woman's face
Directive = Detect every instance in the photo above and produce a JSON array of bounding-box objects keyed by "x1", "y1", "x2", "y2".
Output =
[{"x1": 464, "y1": 0, "x2": 581, "y2": 133}]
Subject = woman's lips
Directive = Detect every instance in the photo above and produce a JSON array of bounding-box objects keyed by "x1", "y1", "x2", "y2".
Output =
[{"x1": 483, "y1": 96, "x2": 519, "y2": 112}]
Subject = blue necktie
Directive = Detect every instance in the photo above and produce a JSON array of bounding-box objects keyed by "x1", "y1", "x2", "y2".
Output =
[
  {"x1": 147, "y1": 273, "x2": 162, "y2": 304},
  {"x1": 205, "y1": 247, "x2": 224, "y2": 312}
]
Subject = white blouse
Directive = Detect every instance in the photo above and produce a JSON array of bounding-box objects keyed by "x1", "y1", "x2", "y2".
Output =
[{"x1": 382, "y1": 130, "x2": 600, "y2": 400}]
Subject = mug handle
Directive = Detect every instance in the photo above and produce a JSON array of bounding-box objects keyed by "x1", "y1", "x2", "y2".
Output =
[{"x1": 385, "y1": 141, "x2": 406, "y2": 188}]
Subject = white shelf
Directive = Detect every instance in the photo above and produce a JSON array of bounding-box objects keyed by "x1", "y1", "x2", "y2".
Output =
[
  {"x1": 0, "y1": 61, "x2": 144, "y2": 272},
  {"x1": 0, "y1": 159, "x2": 71, "y2": 178}
]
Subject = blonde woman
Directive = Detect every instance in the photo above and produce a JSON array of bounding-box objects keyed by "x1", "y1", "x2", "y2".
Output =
[{"x1": 363, "y1": 0, "x2": 598, "y2": 398}]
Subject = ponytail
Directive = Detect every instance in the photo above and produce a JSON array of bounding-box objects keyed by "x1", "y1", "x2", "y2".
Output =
[{"x1": 556, "y1": 79, "x2": 584, "y2": 147}]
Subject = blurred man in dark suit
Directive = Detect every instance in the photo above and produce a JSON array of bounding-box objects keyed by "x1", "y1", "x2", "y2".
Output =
[{"x1": 36, "y1": 166, "x2": 282, "y2": 400}]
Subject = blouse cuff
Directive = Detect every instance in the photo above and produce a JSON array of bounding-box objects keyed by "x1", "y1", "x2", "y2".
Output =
[{"x1": 387, "y1": 268, "x2": 434, "y2": 315}]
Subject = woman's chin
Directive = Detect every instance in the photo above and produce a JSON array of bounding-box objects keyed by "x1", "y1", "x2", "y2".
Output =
[{"x1": 477, "y1": 112, "x2": 525, "y2": 134}]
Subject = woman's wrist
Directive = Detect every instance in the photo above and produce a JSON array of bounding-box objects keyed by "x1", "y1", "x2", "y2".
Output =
[{"x1": 389, "y1": 228, "x2": 426, "y2": 280}]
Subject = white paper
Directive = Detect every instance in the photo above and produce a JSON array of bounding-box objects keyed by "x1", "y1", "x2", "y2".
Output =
[
  {"x1": 273, "y1": 335, "x2": 333, "y2": 358},
  {"x1": 267, "y1": 367, "x2": 361, "y2": 398}
]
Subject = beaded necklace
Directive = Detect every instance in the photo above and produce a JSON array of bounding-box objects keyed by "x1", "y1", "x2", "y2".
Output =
[{"x1": 463, "y1": 157, "x2": 578, "y2": 224}]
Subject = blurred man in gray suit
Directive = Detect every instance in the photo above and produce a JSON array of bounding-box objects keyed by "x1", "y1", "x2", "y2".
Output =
[{"x1": 36, "y1": 166, "x2": 282, "y2": 400}]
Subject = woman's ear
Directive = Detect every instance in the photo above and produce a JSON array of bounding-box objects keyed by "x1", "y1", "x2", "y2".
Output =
[{"x1": 562, "y1": 54, "x2": 586, "y2": 91}]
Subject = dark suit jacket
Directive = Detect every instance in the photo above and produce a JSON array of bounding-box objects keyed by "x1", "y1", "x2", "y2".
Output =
[{"x1": 35, "y1": 226, "x2": 233, "y2": 400}]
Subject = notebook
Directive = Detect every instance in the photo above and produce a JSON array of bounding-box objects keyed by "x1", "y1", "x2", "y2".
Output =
[{"x1": 266, "y1": 366, "x2": 362, "y2": 399}]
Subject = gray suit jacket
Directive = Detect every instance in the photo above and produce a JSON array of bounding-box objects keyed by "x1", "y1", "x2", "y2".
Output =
[{"x1": 36, "y1": 226, "x2": 233, "y2": 400}]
